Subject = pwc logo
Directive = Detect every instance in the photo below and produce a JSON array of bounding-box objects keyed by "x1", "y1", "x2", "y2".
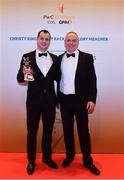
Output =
[{"x1": 42, "y1": 3, "x2": 75, "y2": 25}]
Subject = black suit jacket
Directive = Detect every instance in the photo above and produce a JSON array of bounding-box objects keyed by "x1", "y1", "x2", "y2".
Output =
[
  {"x1": 17, "y1": 50, "x2": 58, "y2": 105},
  {"x1": 57, "y1": 50, "x2": 97, "y2": 104}
]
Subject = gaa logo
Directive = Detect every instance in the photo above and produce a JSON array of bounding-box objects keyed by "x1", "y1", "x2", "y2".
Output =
[{"x1": 59, "y1": 20, "x2": 72, "y2": 24}]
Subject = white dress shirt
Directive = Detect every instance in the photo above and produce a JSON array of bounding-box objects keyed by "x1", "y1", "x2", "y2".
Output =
[
  {"x1": 60, "y1": 50, "x2": 79, "y2": 94},
  {"x1": 36, "y1": 49, "x2": 53, "y2": 77}
]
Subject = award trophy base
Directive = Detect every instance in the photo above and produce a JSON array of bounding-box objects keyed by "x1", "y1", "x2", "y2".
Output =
[{"x1": 24, "y1": 74, "x2": 34, "y2": 81}]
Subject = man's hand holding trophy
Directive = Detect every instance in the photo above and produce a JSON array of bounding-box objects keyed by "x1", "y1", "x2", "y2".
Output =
[{"x1": 23, "y1": 56, "x2": 34, "y2": 81}]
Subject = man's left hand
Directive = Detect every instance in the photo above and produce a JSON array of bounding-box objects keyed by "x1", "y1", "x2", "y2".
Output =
[{"x1": 86, "y1": 101, "x2": 95, "y2": 114}]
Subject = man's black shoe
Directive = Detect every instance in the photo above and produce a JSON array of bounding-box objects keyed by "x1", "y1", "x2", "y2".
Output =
[
  {"x1": 43, "y1": 158, "x2": 59, "y2": 169},
  {"x1": 84, "y1": 163, "x2": 100, "y2": 175},
  {"x1": 27, "y1": 163, "x2": 35, "y2": 175},
  {"x1": 62, "y1": 157, "x2": 74, "y2": 168}
]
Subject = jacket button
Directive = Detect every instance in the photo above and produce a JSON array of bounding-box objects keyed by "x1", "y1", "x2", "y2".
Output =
[{"x1": 44, "y1": 89, "x2": 46, "y2": 93}]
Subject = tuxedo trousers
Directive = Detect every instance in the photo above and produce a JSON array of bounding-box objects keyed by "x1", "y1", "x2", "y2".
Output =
[
  {"x1": 26, "y1": 98, "x2": 56, "y2": 163},
  {"x1": 59, "y1": 92, "x2": 91, "y2": 158}
]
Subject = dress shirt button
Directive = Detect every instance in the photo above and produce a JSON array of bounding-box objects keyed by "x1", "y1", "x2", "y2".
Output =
[{"x1": 44, "y1": 89, "x2": 46, "y2": 93}]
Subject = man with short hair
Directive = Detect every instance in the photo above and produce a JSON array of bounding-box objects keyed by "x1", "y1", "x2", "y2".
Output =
[
  {"x1": 17, "y1": 30, "x2": 59, "y2": 175},
  {"x1": 57, "y1": 32, "x2": 100, "y2": 175}
]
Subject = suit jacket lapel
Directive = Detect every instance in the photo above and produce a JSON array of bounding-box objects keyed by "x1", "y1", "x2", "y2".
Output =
[
  {"x1": 75, "y1": 50, "x2": 83, "y2": 78},
  {"x1": 30, "y1": 50, "x2": 45, "y2": 78}
]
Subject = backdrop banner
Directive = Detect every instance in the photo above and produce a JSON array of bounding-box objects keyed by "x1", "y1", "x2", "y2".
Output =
[{"x1": 0, "y1": 0, "x2": 124, "y2": 153}]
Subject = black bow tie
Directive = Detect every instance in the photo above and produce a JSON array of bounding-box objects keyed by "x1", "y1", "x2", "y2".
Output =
[
  {"x1": 66, "y1": 53, "x2": 75, "y2": 58},
  {"x1": 39, "y1": 53, "x2": 47, "y2": 57}
]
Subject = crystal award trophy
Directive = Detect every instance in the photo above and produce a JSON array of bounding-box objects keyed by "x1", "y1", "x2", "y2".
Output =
[{"x1": 23, "y1": 57, "x2": 34, "y2": 81}]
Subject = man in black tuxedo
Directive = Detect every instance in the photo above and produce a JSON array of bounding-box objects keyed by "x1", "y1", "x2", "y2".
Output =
[
  {"x1": 57, "y1": 32, "x2": 100, "y2": 175},
  {"x1": 17, "y1": 30, "x2": 59, "y2": 175}
]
